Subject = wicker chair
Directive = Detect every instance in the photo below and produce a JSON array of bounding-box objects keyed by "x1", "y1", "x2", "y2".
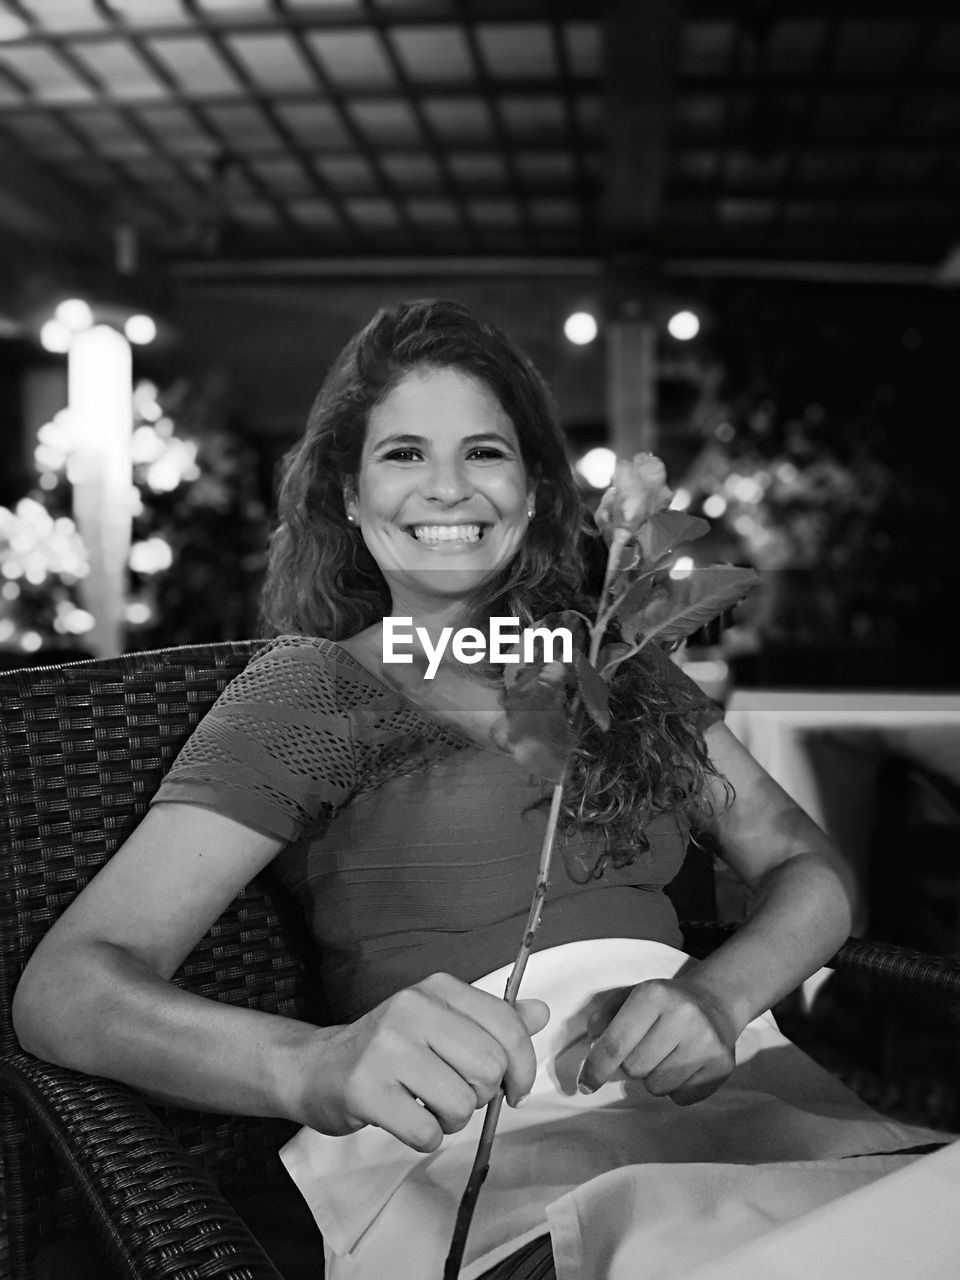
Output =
[{"x1": 3, "y1": 642, "x2": 960, "y2": 1280}]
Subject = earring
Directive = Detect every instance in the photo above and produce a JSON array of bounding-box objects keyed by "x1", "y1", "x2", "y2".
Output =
[
  {"x1": 527, "y1": 507, "x2": 535, "y2": 519},
  {"x1": 346, "y1": 513, "x2": 356, "y2": 525}
]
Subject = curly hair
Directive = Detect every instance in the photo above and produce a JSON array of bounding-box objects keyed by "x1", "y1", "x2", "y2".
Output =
[{"x1": 260, "y1": 298, "x2": 727, "y2": 867}]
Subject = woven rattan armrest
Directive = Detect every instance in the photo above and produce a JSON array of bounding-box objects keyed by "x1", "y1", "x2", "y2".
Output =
[
  {"x1": 0, "y1": 1050, "x2": 284, "y2": 1280},
  {"x1": 682, "y1": 924, "x2": 960, "y2": 1000}
]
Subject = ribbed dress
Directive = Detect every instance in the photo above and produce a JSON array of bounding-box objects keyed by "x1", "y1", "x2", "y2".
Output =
[{"x1": 151, "y1": 635, "x2": 722, "y2": 1023}]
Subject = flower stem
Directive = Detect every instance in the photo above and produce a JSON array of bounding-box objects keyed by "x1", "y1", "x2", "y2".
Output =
[{"x1": 442, "y1": 776, "x2": 566, "y2": 1278}]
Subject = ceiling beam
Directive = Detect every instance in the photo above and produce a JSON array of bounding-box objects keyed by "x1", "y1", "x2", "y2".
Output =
[{"x1": 604, "y1": 0, "x2": 684, "y2": 255}]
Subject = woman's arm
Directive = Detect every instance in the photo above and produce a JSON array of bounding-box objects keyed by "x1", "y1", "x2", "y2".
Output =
[
  {"x1": 578, "y1": 720, "x2": 855, "y2": 1101},
  {"x1": 12, "y1": 802, "x2": 546, "y2": 1152}
]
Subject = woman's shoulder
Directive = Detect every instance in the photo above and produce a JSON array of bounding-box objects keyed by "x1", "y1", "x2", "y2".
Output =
[{"x1": 222, "y1": 634, "x2": 360, "y2": 706}]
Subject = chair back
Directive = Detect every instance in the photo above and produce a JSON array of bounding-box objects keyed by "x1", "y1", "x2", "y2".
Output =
[{"x1": 0, "y1": 641, "x2": 312, "y2": 1274}]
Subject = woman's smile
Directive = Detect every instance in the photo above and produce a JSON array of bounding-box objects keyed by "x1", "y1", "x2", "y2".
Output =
[{"x1": 407, "y1": 522, "x2": 485, "y2": 547}]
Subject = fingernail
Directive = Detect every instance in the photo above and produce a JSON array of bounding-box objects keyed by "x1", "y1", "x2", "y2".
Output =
[
  {"x1": 513, "y1": 1091, "x2": 531, "y2": 1108},
  {"x1": 577, "y1": 1074, "x2": 595, "y2": 1096}
]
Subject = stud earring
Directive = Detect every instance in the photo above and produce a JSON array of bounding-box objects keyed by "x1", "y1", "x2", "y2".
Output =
[
  {"x1": 527, "y1": 507, "x2": 535, "y2": 519},
  {"x1": 346, "y1": 513, "x2": 356, "y2": 525}
]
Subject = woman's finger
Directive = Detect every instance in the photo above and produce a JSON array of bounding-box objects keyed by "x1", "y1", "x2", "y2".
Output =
[
  {"x1": 577, "y1": 986, "x2": 663, "y2": 1093},
  {"x1": 408, "y1": 975, "x2": 548, "y2": 1108}
]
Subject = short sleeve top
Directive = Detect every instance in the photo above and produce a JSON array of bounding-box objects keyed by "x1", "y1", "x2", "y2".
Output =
[{"x1": 152, "y1": 635, "x2": 723, "y2": 1021}]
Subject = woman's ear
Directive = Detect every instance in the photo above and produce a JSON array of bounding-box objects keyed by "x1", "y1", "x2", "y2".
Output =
[{"x1": 343, "y1": 486, "x2": 359, "y2": 524}]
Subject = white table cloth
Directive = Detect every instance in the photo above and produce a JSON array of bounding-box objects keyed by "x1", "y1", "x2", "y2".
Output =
[{"x1": 279, "y1": 939, "x2": 946, "y2": 1280}]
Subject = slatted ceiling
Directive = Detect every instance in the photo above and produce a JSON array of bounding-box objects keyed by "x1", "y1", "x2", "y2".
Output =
[
  {"x1": 75, "y1": 38, "x2": 166, "y2": 98},
  {"x1": 514, "y1": 151, "x2": 573, "y2": 184},
  {"x1": 500, "y1": 94, "x2": 565, "y2": 141},
  {"x1": 875, "y1": 150, "x2": 931, "y2": 183},
  {"x1": 276, "y1": 100, "x2": 351, "y2": 147},
  {"x1": 379, "y1": 152, "x2": 441, "y2": 188},
  {"x1": 835, "y1": 21, "x2": 913, "y2": 72},
  {"x1": 225, "y1": 33, "x2": 315, "y2": 91},
  {"x1": 677, "y1": 93, "x2": 726, "y2": 133},
  {"x1": 135, "y1": 104, "x2": 216, "y2": 155},
  {"x1": 343, "y1": 195, "x2": 398, "y2": 228},
  {"x1": 474, "y1": 23, "x2": 555, "y2": 79},
  {"x1": 285, "y1": 198, "x2": 337, "y2": 231},
  {"x1": 929, "y1": 24, "x2": 960, "y2": 68},
  {"x1": 561, "y1": 23, "x2": 599, "y2": 75},
  {"x1": 110, "y1": 0, "x2": 187, "y2": 24},
  {"x1": 406, "y1": 196, "x2": 457, "y2": 226},
  {"x1": 1, "y1": 43, "x2": 85, "y2": 99},
  {"x1": 27, "y1": 0, "x2": 106, "y2": 34},
  {"x1": 718, "y1": 198, "x2": 777, "y2": 226},
  {"x1": 146, "y1": 36, "x2": 241, "y2": 95},
  {"x1": 681, "y1": 21, "x2": 736, "y2": 74},
  {"x1": 421, "y1": 95, "x2": 492, "y2": 142},
  {"x1": 70, "y1": 108, "x2": 141, "y2": 156},
  {"x1": 450, "y1": 153, "x2": 506, "y2": 188},
  {"x1": 196, "y1": 0, "x2": 273, "y2": 17},
  {"x1": 725, "y1": 150, "x2": 789, "y2": 184},
  {"x1": 284, "y1": 0, "x2": 364, "y2": 10},
  {"x1": 784, "y1": 200, "x2": 837, "y2": 228},
  {"x1": 0, "y1": 4, "x2": 956, "y2": 277},
  {"x1": 529, "y1": 197, "x2": 579, "y2": 226},
  {"x1": 234, "y1": 198, "x2": 282, "y2": 227},
  {"x1": 908, "y1": 97, "x2": 960, "y2": 132},
  {"x1": 2, "y1": 110, "x2": 77, "y2": 154},
  {"x1": 390, "y1": 25, "x2": 472, "y2": 81},
  {"x1": 305, "y1": 29, "x2": 396, "y2": 86},
  {"x1": 348, "y1": 97, "x2": 420, "y2": 145},
  {"x1": 468, "y1": 196, "x2": 519, "y2": 228},
  {"x1": 316, "y1": 153, "x2": 377, "y2": 190},
  {"x1": 814, "y1": 93, "x2": 886, "y2": 137},
  {"x1": 249, "y1": 154, "x2": 309, "y2": 192},
  {"x1": 573, "y1": 93, "x2": 600, "y2": 135}
]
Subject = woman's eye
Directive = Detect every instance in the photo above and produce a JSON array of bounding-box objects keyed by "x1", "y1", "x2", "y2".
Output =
[
  {"x1": 468, "y1": 447, "x2": 507, "y2": 461},
  {"x1": 383, "y1": 448, "x2": 421, "y2": 462}
]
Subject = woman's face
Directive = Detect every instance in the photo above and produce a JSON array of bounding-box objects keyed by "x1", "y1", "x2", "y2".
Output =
[{"x1": 346, "y1": 366, "x2": 536, "y2": 611}]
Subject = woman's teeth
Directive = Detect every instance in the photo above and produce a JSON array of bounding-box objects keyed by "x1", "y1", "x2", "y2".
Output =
[{"x1": 411, "y1": 524, "x2": 483, "y2": 544}]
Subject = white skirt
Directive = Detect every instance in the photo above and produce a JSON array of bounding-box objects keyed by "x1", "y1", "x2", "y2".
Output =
[{"x1": 279, "y1": 939, "x2": 951, "y2": 1280}]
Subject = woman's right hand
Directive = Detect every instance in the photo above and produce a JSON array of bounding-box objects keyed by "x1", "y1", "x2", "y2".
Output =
[{"x1": 296, "y1": 973, "x2": 550, "y2": 1152}]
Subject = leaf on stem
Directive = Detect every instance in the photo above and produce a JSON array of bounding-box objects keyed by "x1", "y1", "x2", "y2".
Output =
[
  {"x1": 573, "y1": 651, "x2": 611, "y2": 731},
  {"x1": 624, "y1": 566, "x2": 759, "y2": 648},
  {"x1": 637, "y1": 510, "x2": 711, "y2": 564},
  {"x1": 501, "y1": 667, "x2": 575, "y2": 782}
]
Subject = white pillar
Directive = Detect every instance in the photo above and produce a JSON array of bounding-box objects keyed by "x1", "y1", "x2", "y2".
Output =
[{"x1": 68, "y1": 324, "x2": 132, "y2": 658}]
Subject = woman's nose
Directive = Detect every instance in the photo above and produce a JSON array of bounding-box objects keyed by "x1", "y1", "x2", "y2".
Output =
[{"x1": 424, "y1": 456, "x2": 470, "y2": 503}]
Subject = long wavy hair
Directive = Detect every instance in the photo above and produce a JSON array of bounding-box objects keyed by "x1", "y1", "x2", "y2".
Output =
[{"x1": 260, "y1": 298, "x2": 726, "y2": 864}]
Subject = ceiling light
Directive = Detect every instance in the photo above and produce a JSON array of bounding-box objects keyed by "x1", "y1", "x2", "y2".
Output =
[
  {"x1": 39, "y1": 319, "x2": 72, "y2": 354},
  {"x1": 667, "y1": 310, "x2": 700, "y2": 341},
  {"x1": 125, "y1": 314, "x2": 157, "y2": 345},
  {"x1": 55, "y1": 299, "x2": 94, "y2": 331},
  {"x1": 575, "y1": 447, "x2": 616, "y2": 489},
  {"x1": 564, "y1": 311, "x2": 598, "y2": 345}
]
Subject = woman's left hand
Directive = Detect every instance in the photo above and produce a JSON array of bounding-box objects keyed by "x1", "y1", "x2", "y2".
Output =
[{"x1": 576, "y1": 976, "x2": 740, "y2": 1105}]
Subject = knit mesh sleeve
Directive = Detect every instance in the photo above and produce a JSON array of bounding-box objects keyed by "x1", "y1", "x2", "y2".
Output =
[{"x1": 150, "y1": 637, "x2": 357, "y2": 843}]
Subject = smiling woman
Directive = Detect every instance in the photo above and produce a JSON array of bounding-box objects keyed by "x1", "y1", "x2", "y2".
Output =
[{"x1": 13, "y1": 299, "x2": 936, "y2": 1280}]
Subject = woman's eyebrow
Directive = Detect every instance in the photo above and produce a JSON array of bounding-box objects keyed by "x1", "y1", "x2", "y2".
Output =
[{"x1": 372, "y1": 432, "x2": 515, "y2": 449}]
